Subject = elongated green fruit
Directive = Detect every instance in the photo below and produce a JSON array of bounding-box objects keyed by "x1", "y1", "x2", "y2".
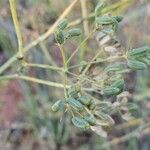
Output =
[
  {"x1": 68, "y1": 84, "x2": 81, "y2": 98},
  {"x1": 111, "y1": 79, "x2": 124, "y2": 90},
  {"x1": 139, "y1": 57, "x2": 150, "y2": 65},
  {"x1": 127, "y1": 59, "x2": 146, "y2": 70},
  {"x1": 95, "y1": 2, "x2": 106, "y2": 16},
  {"x1": 102, "y1": 28, "x2": 114, "y2": 34},
  {"x1": 127, "y1": 46, "x2": 150, "y2": 59},
  {"x1": 112, "y1": 19, "x2": 119, "y2": 32},
  {"x1": 127, "y1": 102, "x2": 138, "y2": 111},
  {"x1": 77, "y1": 96, "x2": 91, "y2": 106},
  {"x1": 67, "y1": 98, "x2": 83, "y2": 111},
  {"x1": 94, "y1": 111, "x2": 115, "y2": 125},
  {"x1": 104, "y1": 64, "x2": 123, "y2": 73},
  {"x1": 54, "y1": 30, "x2": 64, "y2": 44},
  {"x1": 68, "y1": 28, "x2": 82, "y2": 37},
  {"x1": 96, "y1": 16, "x2": 114, "y2": 25},
  {"x1": 84, "y1": 114, "x2": 96, "y2": 125},
  {"x1": 57, "y1": 19, "x2": 68, "y2": 30},
  {"x1": 101, "y1": 87, "x2": 120, "y2": 96},
  {"x1": 72, "y1": 117, "x2": 90, "y2": 129},
  {"x1": 51, "y1": 100, "x2": 63, "y2": 112},
  {"x1": 113, "y1": 16, "x2": 123, "y2": 23},
  {"x1": 88, "y1": 100, "x2": 96, "y2": 110}
]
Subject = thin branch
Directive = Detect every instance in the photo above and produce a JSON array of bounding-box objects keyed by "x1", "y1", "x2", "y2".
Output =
[
  {"x1": 80, "y1": 0, "x2": 89, "y2": 36},
  {"x1": 0, "y1": 74, "x2": 70, "y2": 88},
  {"x1": 9, "y1": 0, "x2": 23, "y2": 59}
]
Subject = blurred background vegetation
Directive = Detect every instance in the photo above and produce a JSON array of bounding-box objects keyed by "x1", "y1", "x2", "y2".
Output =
[{"x1": 0, "y1": 0, "x2": 150, "y2": 150}]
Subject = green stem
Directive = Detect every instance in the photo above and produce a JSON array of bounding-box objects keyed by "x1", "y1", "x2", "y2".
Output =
[
  {"x1": 59, "y1": 45, "x2": 68, "y2": 98},
  {"x1": 23, "y1": 62, "x2": 63, "y2": 72},
  {"x1": 9, "y1": 0, "x2": 23, "y2": 59},
  {"x1": 0, "y1": 74, "x2": 70, "y2": 89},
  {"x1": 69, "y1": 55, "x2": 126, "y2": 70},
  {"x1": 65, "y1": 29, "x2": 95, "y2": 65}
]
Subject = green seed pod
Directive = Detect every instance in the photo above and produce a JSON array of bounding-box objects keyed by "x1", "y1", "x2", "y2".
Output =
[
  {"x1": 68, "y1": 84, "x2": 81, "y2": 98},
  {"x1": 51, "y1": 100, "x2": 63, "y2": 112},
  {"x1": 94, "y1": 111, "x2": 115, "y2": 125},
  {"x1": 127, "y1": 102, "x2": 138, "y2": 111},
  {"x1": 127, "y1": 59, "x2": 146, "y2": 70},
  {"x1": 139, "y1": 57, "x2": 150, "y2": 65},
  {"x1": 101, "y1": 87, "x2": 120, "y2": 96},
  {"x1": 72, "y1": 117, "x2": 90, "y2": 129},
  {"x1": 96, "y1": 102, "x2": 115, "y2": 115},
  {"x1": 128, "y1": 46, "x2": 150, "y2": 58},
  {"x1": 77, "y1": 96, "x2": 91, "y2": 106},
  {"x1": 112, "y1": 19, "x2": 119, "y2": 32},
  {"x1": 102, "y1": 28, "x2": 114, "y2": 35},
  {"x1": 88, "y1": 100, "x2": 96, "y2": 110},
  {"x1": 57, "y1": 19, "x2": 68, "y2": 30},
  {"x1": 67, "y1": 98, "x2": 83, "y2": 111},
  {"x1": 104, "y1": 64, "x2": 123, "y2": 73},
  {"x1": 113, "y1": 16, "x2": 123, "y2": 23},
  {"x1": 84, "y1": 114, "x2": 96, "y2": 125},
  {"x1": 95, "y1": 16, "x2": 114, "y2": 25},
  {"x1": 111, "y1": 79, "x2": 125, "y2": 90},
  {"x1": 95, "y1": 2, "x2": 106, "y2": 16},
  {"x1": 54, "y1": 30, "x2": 64, "y2": 44},
  {"x1": 68, "y1": 28, "x2": 82, "y2": 37}
]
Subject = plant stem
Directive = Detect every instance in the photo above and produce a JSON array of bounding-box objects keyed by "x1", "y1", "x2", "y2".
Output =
[
  {"x1": 66, "y1": 29, "x2": 95, "y2": 65},
  {"x1": 59, "y1": 45, "x2": 68, "y2": 98},
  {"x1": 23, "y1": 62, "x2": 63, "y2": 72},
  {"x1": 0, "y1": 74, "x2": 70, "y2": 88},
  {"x1": 9, "y1": 0, "x2": 23, "y2": 59},
  {"x1": 80, "y1": 0, "x2": 89, "y2": 36},
  {"x1": 68, "y1": 55, "x2": 126, "y2": 70}
]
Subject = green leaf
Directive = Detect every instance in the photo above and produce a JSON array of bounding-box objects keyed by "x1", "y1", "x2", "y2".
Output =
[
  {"x1": 67, "y1": 98, "x2": 83, "y2": 111},
  {"x1": 72, "y1": 117, "x2": 90, "y2": 129},
  {"x1": 51, "y1": 100, "x2": 63, "y2": 112}
]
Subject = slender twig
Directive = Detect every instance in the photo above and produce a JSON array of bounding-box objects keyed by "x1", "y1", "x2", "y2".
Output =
[
  {"x1": 80, "y1": 0, "x2": 89, "y2": 36},
  {"x1": 9, "y1": 0, "x2": 23, "y2": 59},
  {"x1": 68, "y1": 55, "x2": 126, "y2": 70},
  {"x1": 39, "y1": 42, "x2": 57, "y2": 66},
  {"x1": 22, "y1": 62, "x2": 63, "y2": 72},
  {"x1": 0, "y1": 74, "x2": 70, "y2": 88},
  {"x1": 59, "y1": 45, "x2": 68, "y2": 98},
  {"x1": 66, "y1": 29, "x2": 95, "y2": 65}
]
